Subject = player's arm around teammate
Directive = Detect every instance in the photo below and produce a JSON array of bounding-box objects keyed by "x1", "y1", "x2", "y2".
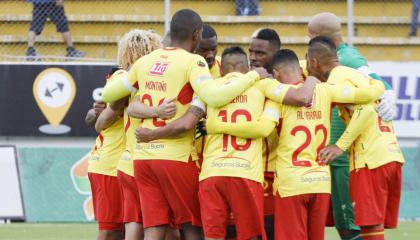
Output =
[
  {"x1": 85, "y1": 101, "x2": 106, "y2": 127},
  {"x1": 132, "y1": 67, "x2": 270, "y2": 143},
  {"x1": 111, "y1": 29, "x2": 164, "y2": 240},
  {"x1": 86, "y1": 68, "x2": 130, "y2": 240},
  {"x1": 95, "y1": 98, "x2": 127, "y2": 132},
  {"x1": 319, "y1": 104, "x2": 375, "y2": 164},
  {"x1": 196, "y1": 46, "x2": 277, "y2": 240},
  {"x1": 128, "y1": 96, "x2": 177, "y2": 120}
]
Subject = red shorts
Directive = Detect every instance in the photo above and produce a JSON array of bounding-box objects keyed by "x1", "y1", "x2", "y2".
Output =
[
  {"x1": 350, "y1": 162, "x2": 402, "y2": 228},
  {"x1": 134, "y1": 159, "x2": 201, "y2": 228},
  {"x1": 88, "y1": 173, "x2": 124, "y2": 231},
  {"x1": 263, "y1": 172, "x2": 275, "y2": 216},
  {"x1": 199, "y1": 177, "x2": 265, "y2": 240},
  {"x1": 117, "y1": 170, "x2": 142, "y2": 223},
  {"x1": 275, "y1": 193, "x2": 330, "y2": 240}
]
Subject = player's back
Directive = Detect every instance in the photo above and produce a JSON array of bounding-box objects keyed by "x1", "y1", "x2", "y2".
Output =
[
  {"x1": 275, "y1": 83, "x2": 334, "y2": 197},
  {"x1": 329, "y1": 66, "x2": 403, "y2": 169},
  {"x1": 201, "y1": 73, "x2": 267, "y2": 183},
  {"x1": 328, "y1": 66, "x2": 405, "y2": 170},
  {"x1": 88, "y1": 111, "x2": 125, "y2": 176},
  {"x1": 117, "y1": 92, "x2": 141, "y2": 176},
  {"x1": 132, "y1": 47, "x2": 206, "y2": 162}
]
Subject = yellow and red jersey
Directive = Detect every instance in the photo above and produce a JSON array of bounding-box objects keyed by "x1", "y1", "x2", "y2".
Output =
[
  {"x1": 88, "y1": 112, "x2": 125, "y2": 177},
  {"x1": 263, "y1": 128, "x2": 279, "y2": 174},
  {"x1": 209, "y1": 55, "x2": 222, "y2": 79},
  {"x1": 129, "y1": 48, "x2": 210, "y2": 162},
  {"x1": 328, "y1": 66, "x2": 405, "y2": 171},
  {"x1": 194, "y1": 56, "x2": 222, "y2": 165},
  {"x1": 116, "y1": 91, "x2": 141, "y2": 177},
  {"x1": 274, "y1": 80, "x2": 371, "y2": 197},
  {"x1": 198, "y1": 74, "x2": 287, "y2": 183}
]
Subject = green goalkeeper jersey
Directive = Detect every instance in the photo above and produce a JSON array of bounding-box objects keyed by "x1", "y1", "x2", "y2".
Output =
[{"x1": 330, "y1": 43, "x2": 392, "y2": 166}]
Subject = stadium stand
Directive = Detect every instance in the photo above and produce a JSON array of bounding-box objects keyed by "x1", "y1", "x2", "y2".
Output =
[{"x1": 0, "y1": 0, "x2": 419, "y2": 61}]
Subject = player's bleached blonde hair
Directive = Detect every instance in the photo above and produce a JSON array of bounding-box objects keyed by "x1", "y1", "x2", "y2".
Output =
[{"x1": 117, "y1": 29, "x2": 162, "y2": 69}]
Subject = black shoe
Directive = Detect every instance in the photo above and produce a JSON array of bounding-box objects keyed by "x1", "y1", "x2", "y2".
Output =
[
  {"x1": 66, "y1": 47, "x2": 86, "y2": 58},
  {"x1": 26, "y1": 47, "x2": 38, "y2": 61},
  {"x1": 409, "y1": 32, "x2": 417, "y2": 37}
]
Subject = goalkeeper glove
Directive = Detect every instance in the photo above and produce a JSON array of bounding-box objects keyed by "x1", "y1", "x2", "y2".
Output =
[{"x1": 377, "y1": 89, "x2": 397, "y2": 122}]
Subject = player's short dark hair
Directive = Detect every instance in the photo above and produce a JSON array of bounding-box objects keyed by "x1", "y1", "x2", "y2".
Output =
[
  {"x1": 308, "y1": 35, "x2": 337, "y2": 61},
  {"x1": 170, "y1": 9, "x2": 202, "y2": 41},
  {"x1": 254, "y1": 28, "x2": 281, "y2": 49},
  {"x1": 272, "y1": 49, "x2": 300, "y2": 68},
  {"x1": 308, "y1": 35, "x2": 336, "y2": 51},
  {"x1": 203, "y1": 24, "x2": 217, "y2": 39},
  {"x1": 221, "y1": 46, "x2": 247, "y2": 58}
]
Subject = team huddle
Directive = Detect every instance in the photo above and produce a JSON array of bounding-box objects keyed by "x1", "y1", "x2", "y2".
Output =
[{"x1": 85, "y1": 9, "x2": 404, "y2": 240}]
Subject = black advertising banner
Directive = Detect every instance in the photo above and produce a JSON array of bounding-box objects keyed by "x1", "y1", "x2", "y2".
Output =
[{"x1": 0, "y1": 63, "x2": 117, "y2": 136}]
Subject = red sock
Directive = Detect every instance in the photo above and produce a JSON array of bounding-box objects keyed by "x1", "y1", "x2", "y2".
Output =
[{"x1": 360, "y1": 227, "x2": 385, "y2": 240}]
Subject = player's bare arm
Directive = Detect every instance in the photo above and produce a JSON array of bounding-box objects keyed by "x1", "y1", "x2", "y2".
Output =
[
  {"x1": 84, "y1": 101, "x2": 106, "y2": 127},
  {"x1": 135, "y1": 105, "x2": 205, "y2": 143},
  {"x1": 85, "y1": 109, "x2": 97, "y2": 127},
  {"x1": 128, "y1": 96, "x2": 177, "y2": 120},
  {"x1": 94, "y1": 98, "x2": 126, "y2": 132},
  {"x1": 319, "y1": 104, "x2": 375, "y2": 164},
  {"x1": 283, "y1": 76, "x2": 318, "y2": 106}
]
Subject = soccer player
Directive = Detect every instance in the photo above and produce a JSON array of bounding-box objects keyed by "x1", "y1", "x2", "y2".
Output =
[
  {"x1": 85, "y1": 71, "x2": 127, "y2": 240},
  {"x1": 249, "y1": 28, "x2": 281, "y2": 74},
  {"x1": 196, "y1": 24, "x2": 221, "y2": 79},
  {"x1": 307, "y1": 12, "x2": 398, "y2": 240},
  {"x1": 206, "y1": 47, "x2": 386, "y2": 240},
  {"x1": 134, "y1": 45, "x2": 321, "y2": 240},
  {"x1": 313, "y1": 37, "x2": 405, "y2": 240},
  {"x1": 194, "y1": 24, "x2": 221, "y2": 164},
  {"x1": 112, "y1": 29, "x2": 163, "y2": 240},
  {"x1": 248, "y1": 27, "x2": 281, "y2": 240},
  {"x1": 118, "y1": 9, "x2": 266, "y2": 240},
  {"x1": 198, "y1": 47, "x2": 321, "y2": 240}
]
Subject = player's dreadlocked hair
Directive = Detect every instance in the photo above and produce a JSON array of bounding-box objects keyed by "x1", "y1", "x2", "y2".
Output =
[{"x1": 117, "y1": 29, "x2": 162, "y2": 69}]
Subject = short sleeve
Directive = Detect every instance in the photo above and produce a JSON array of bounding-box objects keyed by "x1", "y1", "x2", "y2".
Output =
[
  {"x1": 188, "y1": 55, "x2": 213, "y2": 90},
  {"x1": 261, "y1": 100, "x2": 282, "y2": 124},
  {"x1": 325, "y1": 83, "x2": 356, "y2": 104},
  {"x1": 190, "y1": 95, "x2": 206, "y2": 113},
  {"x1": 257, "y1": 79, "x2": 292, "y2": 104}
]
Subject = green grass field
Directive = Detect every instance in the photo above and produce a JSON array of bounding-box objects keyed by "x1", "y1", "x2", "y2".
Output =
[{"x1": 0, "y1": 222, "x2": 419, "y2": 240}]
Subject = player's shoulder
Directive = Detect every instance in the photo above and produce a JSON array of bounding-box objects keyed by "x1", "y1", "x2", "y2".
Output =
[
  {"x1": 132, "y1": 48, "x2": 161, "y2": 66},
  {"x1": 254, "y1": 78, "x2": 277, "y2": 91},
  {"x1": 337, "y1": 43, "x2": 367, "y2": 68},
  {"x1": 223, "y1": 72, "x2": 245, "y2": 83},
  {"x1": 329, "y1": 66, "x2": 363, "y2": 84},
  {"x1": 315, "y1": 82, "x2": 338, "y2": 98},
  {"x1": 109, "y1": 68, "x2": 128, "y2": 82}
]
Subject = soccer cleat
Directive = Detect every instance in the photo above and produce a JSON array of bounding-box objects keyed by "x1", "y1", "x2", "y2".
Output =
[
  {"x1": 26, "y1": 47, "x2": 39, "y2": 61},
  {"x1": 66, "y1": 47, "x2": 86, "y2": 58}
]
